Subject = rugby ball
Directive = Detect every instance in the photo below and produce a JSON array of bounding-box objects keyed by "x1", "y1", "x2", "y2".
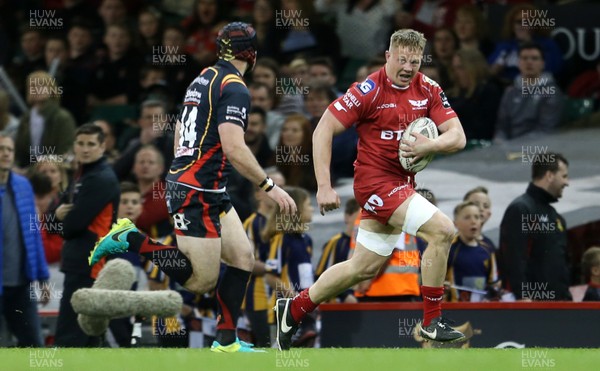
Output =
[{"x1": 399, "y1": 117, "x2": 438, "y2": 173}]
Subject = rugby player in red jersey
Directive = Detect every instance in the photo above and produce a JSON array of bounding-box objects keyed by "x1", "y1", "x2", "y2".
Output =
[{"x1": 275, "y1": 29, "x2": 467, "y2": 349}]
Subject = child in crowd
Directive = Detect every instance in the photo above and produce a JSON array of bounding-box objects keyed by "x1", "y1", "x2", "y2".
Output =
[{"x1": 446, "y1": 201, "x2": 498, "y2": 302}]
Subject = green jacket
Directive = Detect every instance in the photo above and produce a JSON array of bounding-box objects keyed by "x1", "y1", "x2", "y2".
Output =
[{"x1": 15, "y1": 100, "x2": 76, "y2": 167}]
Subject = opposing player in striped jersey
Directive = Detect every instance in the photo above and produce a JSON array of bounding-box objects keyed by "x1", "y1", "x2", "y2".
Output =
[{"x1": 89, "y1": 22, "x2": 296, "y2": 353}]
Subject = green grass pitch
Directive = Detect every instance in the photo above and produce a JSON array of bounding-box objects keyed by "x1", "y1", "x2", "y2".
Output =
[{"x1": 2, "y1": 348, "x2": 598, "y2": 371}]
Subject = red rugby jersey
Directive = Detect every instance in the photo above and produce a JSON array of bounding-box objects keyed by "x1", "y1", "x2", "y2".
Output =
[{"x1": 328, "y1": 68, "x2": 457, "y2": 185}]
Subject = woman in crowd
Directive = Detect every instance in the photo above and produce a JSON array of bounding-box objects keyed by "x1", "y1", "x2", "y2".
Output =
[
  {"x1": 453, "y1": 4, "x2": 494, "y2": 58},
  {"x1": 276, "y1": 114, "x2": 316, "y2": 192},
  {"x1": 447, "y1": 48, "x2": 502, "y2": 141}
]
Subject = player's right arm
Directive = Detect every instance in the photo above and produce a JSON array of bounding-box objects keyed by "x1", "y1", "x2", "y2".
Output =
[
  {"x1": 219, "y1": 123, "x2": 296, "y2": 214},
  {"x1": 314, "y1": 80, "x2": 370, "y2": 215},
  {"x1": 217, "y1": 79, "x2": 296, "y2": 214},
  {"x1": 313, "y1": 109, "x2": 346, "y2": 215}
]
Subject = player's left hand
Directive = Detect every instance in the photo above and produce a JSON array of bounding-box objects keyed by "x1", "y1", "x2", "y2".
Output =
[{"x1": 400, "y1": 132, "x2": 435, "y2": 164}]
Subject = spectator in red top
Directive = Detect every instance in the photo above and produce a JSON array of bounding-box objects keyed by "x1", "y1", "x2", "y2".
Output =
[
  {"x1": 29, "y1": 161, "x2": 68, "y2": 263},
  {"x1": 132, "y1": 144, "x2": 172, "y2": 239},
  {"x1": 28, "y1": 170, "x2": 62, "y2": 264},
  {"x1": 181, "y1": 0, "x2": 228, "y2": 66}
]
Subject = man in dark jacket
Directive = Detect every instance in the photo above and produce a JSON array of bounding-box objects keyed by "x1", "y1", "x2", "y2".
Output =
[
  {"x1": 0, "y1": 134, "x2": 49, "y2": 347},
  {"x1": 53, "y1": 123, "x2": 120, "y2": 347},
  {"x1": 499, "y1": 152, "x2": 571, "y2": 301}
]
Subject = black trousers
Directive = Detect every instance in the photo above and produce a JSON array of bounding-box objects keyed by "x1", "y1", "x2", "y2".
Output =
[
  {"x1": 0, "y1": 284, "x2": 43, "y2": 346},
  {"x1": 54, "y1": 273, "x2": 102, "y2": 347}
]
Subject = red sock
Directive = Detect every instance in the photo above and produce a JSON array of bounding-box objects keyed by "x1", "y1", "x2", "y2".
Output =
[
  {"x1": 290, "y1": 288, "x2": 318, "y2": 323},
  {"x1": 421, "y1": 286, "x2": 444, "y2": 326}
]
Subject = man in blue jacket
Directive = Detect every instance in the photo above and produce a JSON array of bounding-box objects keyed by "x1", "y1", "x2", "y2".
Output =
[{"x1": 0, "y1": 134, "x2": 49, "y2": 347}]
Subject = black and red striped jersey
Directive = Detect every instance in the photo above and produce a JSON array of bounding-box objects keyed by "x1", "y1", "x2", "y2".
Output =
[{"x1": 167, "y1": 60, "x2": 250, "y2": 191}]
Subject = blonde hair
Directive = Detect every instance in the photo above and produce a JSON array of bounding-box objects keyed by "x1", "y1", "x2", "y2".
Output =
[
  {"x1": 32, "y1": 160, "x2": 69, "y2": 192},
  {"x1": 453, "y1": 201, "x2": 480, "y2": 218},
  {"x1": 582, "y1": 246, "x2": 600, "y2": 282},
  {"x1": 389, "y1": 29, "x2": 427, "y2": 51},
  {"x1": 463, "y1": 186, "x2": 489, "y2": 201}
]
